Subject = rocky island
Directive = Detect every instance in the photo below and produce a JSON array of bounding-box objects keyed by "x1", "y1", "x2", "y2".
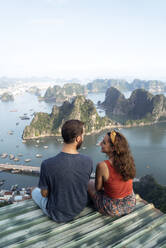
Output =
[
  {"x1": 100, "y1": 87, "x2": 166, "y2": 125},
  {"x1": 26, "y1": 86, "x2": 41, "y2": 96},
  {"x1": 39, "y1": 83, "x2": 87, "y2": 103},
  {"x1": 23, "y1": 95, "x2": 116, "y2": 139},
  {"x1": 0, "y1": 92, "x2": 14, "y2": 102}
]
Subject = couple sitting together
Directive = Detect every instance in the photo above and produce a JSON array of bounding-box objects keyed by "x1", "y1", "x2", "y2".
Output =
[{"x1": 32, "y1": 119, "x2": 136, "y2": 223}]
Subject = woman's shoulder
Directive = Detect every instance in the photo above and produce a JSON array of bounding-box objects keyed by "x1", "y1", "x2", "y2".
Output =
[{"x1": 97, "y1": 160, "x2": 108, "y2": 170}]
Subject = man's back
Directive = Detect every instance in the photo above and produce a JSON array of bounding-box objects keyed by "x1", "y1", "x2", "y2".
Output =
[{"x1": 39, "y1": 152, "x2": 93, "y2": 222}]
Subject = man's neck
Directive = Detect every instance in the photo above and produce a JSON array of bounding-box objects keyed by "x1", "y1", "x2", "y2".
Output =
[{"x1": 62, "y1": 143, "x2": 79, "y2": 154}]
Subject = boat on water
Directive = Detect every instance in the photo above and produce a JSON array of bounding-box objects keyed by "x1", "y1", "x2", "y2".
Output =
[
  {"x1": 0, "y1": 179, "x2": 5, "y2": 186},
  {"x1": 82, "y1": 147, "x2": 86, "y2": 150},
  {"x1": 43, "y1": 146, "x2": 48, "y2": 149},
  {"x1": 10, "y1": 109, "x2": 17, "y2": 112},
  {"x1": 18, "y1": 153, "x2": 23, "y2": 157},
  {"x1": 16, "y1": 122, "x2": 19, "y2": 125},
  {"x1": 36, "y1": 154, "x2": 42, "y2": 158},
  {"x1": 24, "y1": 159, "x2": 31, "y2": 162},
  {"x1": 8, "y1": 130, "x2": 14, "y2": 135},
  {"x1": 9, "y1": 154, "x2": 15, "y2": 160},
  {"x1": 1, "y1": 153, "x2": 8, "y2": 158},
  {"x1": 11, "y1": 169, "x2": 20, "y2": 174},
  {"x1": 13, "y1": 157, "x2": 20, "y2": 162},
  {"x1": 20, "y1": 116, "x2": 30, "y2": 120}
]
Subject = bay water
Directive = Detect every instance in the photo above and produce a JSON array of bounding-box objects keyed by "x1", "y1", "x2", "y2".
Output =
[{"x1": 0, "y1": 91, "x2": 166, "y2": 188}]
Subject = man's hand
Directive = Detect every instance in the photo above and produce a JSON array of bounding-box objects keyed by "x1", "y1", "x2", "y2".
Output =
[{"x1": 41, "y1": 189, "x2": 49, "y2": 197}]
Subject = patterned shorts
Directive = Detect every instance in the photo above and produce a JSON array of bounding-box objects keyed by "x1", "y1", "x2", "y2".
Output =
[{"x1": 92, "y1": 191, "x2": 136, "y2": 217}]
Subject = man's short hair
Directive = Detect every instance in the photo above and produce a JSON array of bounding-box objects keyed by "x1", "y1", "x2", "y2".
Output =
[{"x1": 61, "y1": 119, "x2": 84, "y2": 144}]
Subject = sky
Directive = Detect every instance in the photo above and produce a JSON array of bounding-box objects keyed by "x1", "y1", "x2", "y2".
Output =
[{"x1": 0, "y1": 0, "x2": 166, "y2": 80}]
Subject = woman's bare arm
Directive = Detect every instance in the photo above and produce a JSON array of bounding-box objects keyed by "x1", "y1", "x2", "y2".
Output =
[{"x1": 95, "y1": 162, "x2": 106, "y2": 191}]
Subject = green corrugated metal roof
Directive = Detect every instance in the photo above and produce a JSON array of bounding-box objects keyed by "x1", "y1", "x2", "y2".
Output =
[{"x1": 0, "y1": 195, "x2": 166, "y2": 248}]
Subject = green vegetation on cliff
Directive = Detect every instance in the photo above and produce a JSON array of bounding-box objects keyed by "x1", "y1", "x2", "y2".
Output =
[
  {"x1": 42, "y1": 83, "x2": 87, "y2": 102},
  {"x1": 134, "y1": 175, "x2": 166, "y2": 213},
  {"x1": 101, "y1": 87, "x2": 166, "y2": 124},
  {"x1": 23, "y1": 96, "x2": 115, "y2": 139}
]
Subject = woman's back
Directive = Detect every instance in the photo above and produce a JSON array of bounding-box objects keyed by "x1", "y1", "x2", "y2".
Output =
[{"x1": 104, "y1": 160, "x2": 133, "y2": 199}]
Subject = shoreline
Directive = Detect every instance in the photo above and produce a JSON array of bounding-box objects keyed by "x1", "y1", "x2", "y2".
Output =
[{"x1": 22, "y1": 119, "x2": 166, "y2": 140}]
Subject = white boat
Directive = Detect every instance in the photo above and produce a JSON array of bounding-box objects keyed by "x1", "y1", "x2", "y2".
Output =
[
  {"x1": 1, "y1": 153, "x2": 8, "y2": 158},
  {"x1": 36, "y1": 154, "x2": 42, "y2": 158},
  {"x1": 11, "y1": 169, "x2": 20, "y2": 173},
  {"x1": 18, "y1": 153, "x2": 23, "y2": 157},
  {"x1": 43, "y1": 146, "x2": 48, "y2": 149},
  {"x1": 9, "y1": 154, "x2": 15, "y2": 160},
  {"x1": 24, "y1": 159, "x2": 31, "y2": 162},
  {"x1": 8, "y1": 131, "x2": 14, "y2": 135},
  {"x1": 13, "y1": 157, "x2": 20, "y2": 162}
]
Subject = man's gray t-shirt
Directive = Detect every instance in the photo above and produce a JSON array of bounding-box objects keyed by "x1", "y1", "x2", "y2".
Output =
[{"x1": 39, "y1": 152, "x2": 93, "y2": 222}]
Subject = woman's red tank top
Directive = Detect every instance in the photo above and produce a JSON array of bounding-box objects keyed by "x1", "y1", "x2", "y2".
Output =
[{"x1": 103, "y1": 160, "x2": 133, "y2": 199}]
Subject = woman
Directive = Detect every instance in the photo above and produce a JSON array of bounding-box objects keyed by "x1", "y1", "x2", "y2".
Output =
[{"x1": 88, "y1": 130, "x2": 136, "y2": 217}]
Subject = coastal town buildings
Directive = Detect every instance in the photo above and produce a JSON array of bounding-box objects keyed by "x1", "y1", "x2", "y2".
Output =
[{"x1": 0, "y1": 186, "x2": 31, "y2": 205}]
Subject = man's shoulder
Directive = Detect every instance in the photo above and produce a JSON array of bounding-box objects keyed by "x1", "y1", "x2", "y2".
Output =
[
  {"x1": 78, "y1": 153, "x2": 92, "y2": 162},
  {"x1": 78, "y1": 154, "x2": 93, "y2": 169},
  {"x1": 42, "y1": 153, "x2": 62, "y2": 166}
]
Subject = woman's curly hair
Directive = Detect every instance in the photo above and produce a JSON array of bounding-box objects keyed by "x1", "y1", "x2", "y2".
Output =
[{"x1": 107, "y1": 131, "x2": 136, "y2": 181}]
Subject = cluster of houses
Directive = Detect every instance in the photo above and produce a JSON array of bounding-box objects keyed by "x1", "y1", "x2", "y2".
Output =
[{"x1": 0, "y1": 185, "x2": 32, "y2": 204}]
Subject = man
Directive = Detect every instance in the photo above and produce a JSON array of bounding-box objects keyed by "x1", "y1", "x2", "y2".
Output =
[{"x1": 32, "y1": 119, "x2": 93, "y2": 223}]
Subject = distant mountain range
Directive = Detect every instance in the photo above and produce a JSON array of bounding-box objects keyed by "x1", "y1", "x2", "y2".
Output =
[
  {"x1": 87, "y1": 78, "x2": 166, "y2": 93},
  {"x1": 38, "y1": 79, "x2": 166, "y2": 103}
]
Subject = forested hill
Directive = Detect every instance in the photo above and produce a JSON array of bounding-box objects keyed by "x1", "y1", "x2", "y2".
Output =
[{"x1": 23, "y1": 95, "x2": 116, "y2": 139}]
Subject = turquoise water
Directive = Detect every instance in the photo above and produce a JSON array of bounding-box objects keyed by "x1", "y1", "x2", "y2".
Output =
[{"x1": 0, "y1": 92, "x2": 166, "y2": 188}]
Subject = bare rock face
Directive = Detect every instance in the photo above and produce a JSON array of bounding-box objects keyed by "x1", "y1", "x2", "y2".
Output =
[
  {"x1": 22, "y1": 95, "x2": 115, "y2": 140},
  {"x1": 102, "y1": 87, "x2": 126, "y2": 114},
  {"x1": 101, "y1": 87, "x2": 166, "y2": 123}
]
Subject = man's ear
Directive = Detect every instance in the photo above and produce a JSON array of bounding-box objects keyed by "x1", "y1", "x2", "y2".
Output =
[{"x1": 76, "y1": 135, "x2": 81, "y2": 143}]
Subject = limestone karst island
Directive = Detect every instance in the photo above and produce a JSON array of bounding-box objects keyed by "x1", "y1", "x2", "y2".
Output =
[{"x1": 22, "y1": 95, "x2": 116, "y2": 140}]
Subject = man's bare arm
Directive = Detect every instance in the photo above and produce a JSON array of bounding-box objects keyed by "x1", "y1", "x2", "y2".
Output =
[{"x1": 41, "y1": 189, "x2": 49, "y2": 197}]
